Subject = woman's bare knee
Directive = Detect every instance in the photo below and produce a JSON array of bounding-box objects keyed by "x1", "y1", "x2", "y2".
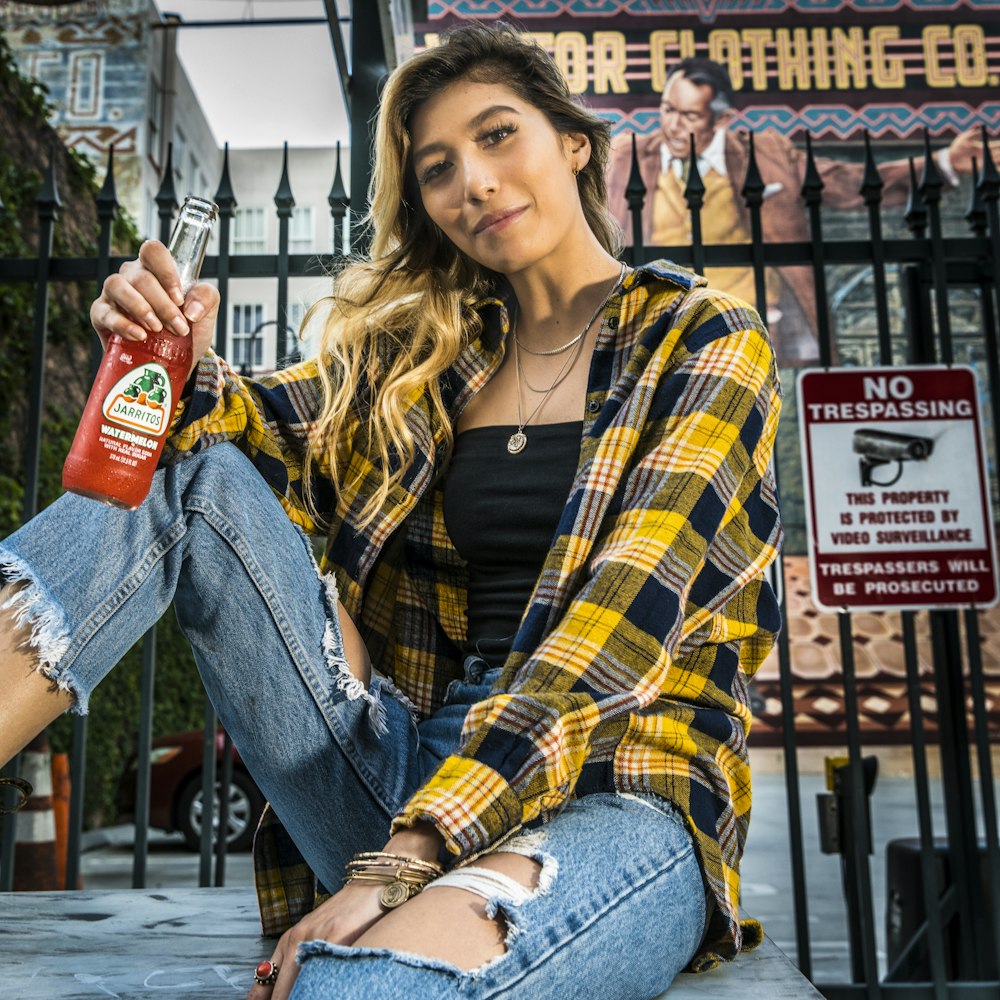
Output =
[
  {"x1": 0, "y1": 583, "x2": 74, "y2": 766},
  {"x1": 349, "y1": 853, "x2": 542, "y2": 972}
]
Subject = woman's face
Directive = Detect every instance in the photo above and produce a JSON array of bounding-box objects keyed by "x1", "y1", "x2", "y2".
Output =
[{"x1": 408, "y1": 78, "x2": 590, "y2": 277}]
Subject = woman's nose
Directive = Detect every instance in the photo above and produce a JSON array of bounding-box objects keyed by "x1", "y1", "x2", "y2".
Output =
[{"x1": 461, "y1": 159, "x2": 497, "y2": 201}]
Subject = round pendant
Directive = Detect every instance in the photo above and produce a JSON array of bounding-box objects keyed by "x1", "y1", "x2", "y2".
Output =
[
  {"x1": 379, "y1": 880, "x2": 411, "y2": 909},
  {"x1": 507, "y1": 430, "x2": 527, "y2": 455}
]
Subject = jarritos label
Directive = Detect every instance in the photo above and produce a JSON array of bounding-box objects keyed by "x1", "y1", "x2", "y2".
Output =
[{"x1": 101, "y1": 363, "x2": 172, "y2": 437}]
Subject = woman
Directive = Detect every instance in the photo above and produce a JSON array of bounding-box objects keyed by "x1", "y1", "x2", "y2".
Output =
[{"x1": 0, "y1": 23, "x2": 781, "y2": 1000}]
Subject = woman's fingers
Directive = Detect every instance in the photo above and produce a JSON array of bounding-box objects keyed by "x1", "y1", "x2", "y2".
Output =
[
  {"x1": 245, "y1": 932, "x2": 300, "y2": 1000},
  {"x1": 90, "y1": 240, "x2": 197, "y2": 349}
]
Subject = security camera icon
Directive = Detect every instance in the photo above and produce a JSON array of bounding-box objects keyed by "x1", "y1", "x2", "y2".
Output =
[{"x1": 852, "y1": 428, "x2": 934, "y2": 487}]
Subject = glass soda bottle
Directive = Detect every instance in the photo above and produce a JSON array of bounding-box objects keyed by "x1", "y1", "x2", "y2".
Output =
[{"x1": 62, "y1": 196, "x2": 218, "y2": 510}]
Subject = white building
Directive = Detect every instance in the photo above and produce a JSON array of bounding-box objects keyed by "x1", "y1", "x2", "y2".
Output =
[
  {"x1": 224, "y1": 145, "x2": 351, "y2": 373},
  {"x1": 1, "y1": 0, "x2": 221, "y2": 237}
]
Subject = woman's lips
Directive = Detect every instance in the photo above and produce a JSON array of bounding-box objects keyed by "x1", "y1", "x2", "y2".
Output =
[{"x1": 474, "y1": 206, "x2": 527, "y2": 235}]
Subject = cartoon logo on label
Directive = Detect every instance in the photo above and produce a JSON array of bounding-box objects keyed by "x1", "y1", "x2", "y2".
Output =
[{"x1": 102, "y1": 364, "x2": 172, "y2": 436}]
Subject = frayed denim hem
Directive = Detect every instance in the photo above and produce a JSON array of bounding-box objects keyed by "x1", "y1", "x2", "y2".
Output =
[
  {"x1": 296, "y1": 939, "x2": 467, "y2": 979},
  {"x1": 0, "y1": 551, "x2": 83, "y2": 712}
]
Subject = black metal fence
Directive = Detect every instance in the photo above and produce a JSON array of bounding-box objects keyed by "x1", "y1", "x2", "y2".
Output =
[{"x1": 1, "y1": 126, "x2": 999, "y2": 1000}]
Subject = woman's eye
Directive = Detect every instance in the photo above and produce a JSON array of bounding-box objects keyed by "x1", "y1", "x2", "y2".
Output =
[
  {"x1": 482, "y1": 123, "x2": 517, "y2": 146},
  {"x1": 418, "y1": 162, "x2": 449, "y2": 185}
]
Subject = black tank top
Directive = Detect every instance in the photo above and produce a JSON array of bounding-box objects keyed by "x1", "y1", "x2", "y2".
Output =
[{"x1": 443, "y1": 422, "x2": 583, "y2": 669}]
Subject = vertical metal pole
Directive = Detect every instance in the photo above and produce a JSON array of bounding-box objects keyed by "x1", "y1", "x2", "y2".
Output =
[
  {"x1": 213, "y1": 144, "x2": 237, "y2": 359},
  {"x1": 274, "y1": 143, "x2": 295, "y2": 367},
  {"x1": 837, "y1": 614, "x2": 880, "y2": 996},
  {"x1": 131, "y1": 627, "x2": 156, "y2": 889},
  {"x1": 0, "y1": 753, "x2": 22, "y2": 891},
  {"x1": 198, "y1": 701, "x2": 217, "y2": 888},
  {"x1": 214, "y1": 733, "x2": 234, "y2": 887},
  {"x1": 22, "y1": 152, "x2": 61, "y2": 524},
  {"x1": 349, "y1": 0, "x2": 388, "y2": 255},
  {"x1": 963, "y1": 609, "x2": 1000, "y2": 977}
]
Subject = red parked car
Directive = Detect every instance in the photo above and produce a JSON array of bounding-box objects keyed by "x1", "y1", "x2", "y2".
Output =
[{"x1": 116, "y1": 729, "x2": 265, "y2": 852}]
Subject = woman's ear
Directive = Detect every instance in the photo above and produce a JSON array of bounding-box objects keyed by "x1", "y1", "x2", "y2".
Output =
[{"x1": 563, "y1": 131, "x2": 592, "y2": 173}]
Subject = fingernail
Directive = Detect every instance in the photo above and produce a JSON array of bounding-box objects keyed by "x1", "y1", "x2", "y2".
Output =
[
  {"x1": 171, "y1": 316, "x2": 190, "y2": 336},
  {"x1": 171, "y1": 286, "x2": 185, "y2": 307},
  {"x1": 184, "y1": 301, "x2": 205, "y2": 323},
  {"x1": 145, "y1": 312, "x2": 163, "y2": 332}
]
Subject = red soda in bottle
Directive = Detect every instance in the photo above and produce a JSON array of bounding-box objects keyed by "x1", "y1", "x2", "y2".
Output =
[{"x1": 62, "y1": 196, "x2": 217, "y2": 509}]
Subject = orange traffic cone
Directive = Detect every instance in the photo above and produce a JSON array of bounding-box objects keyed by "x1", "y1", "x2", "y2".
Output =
[
  {"x1": 51, "y1": 752, "x2": 80, "y2": 889},
  {"x1": 12, "y1": 733, "x2": 58, "y2": 891}
]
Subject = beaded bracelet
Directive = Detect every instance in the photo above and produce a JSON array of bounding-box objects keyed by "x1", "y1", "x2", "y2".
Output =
[{"x1": 344, "y1": 851, "x2": 445, "y2": 909}]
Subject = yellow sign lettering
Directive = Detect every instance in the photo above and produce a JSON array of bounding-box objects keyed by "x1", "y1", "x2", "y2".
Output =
[
  {"x1": 775, "y1": 27, "x2": 811, "y2": 90},
  {"x1": 954, "y1": 24, "x2": 988, "y2": 87},
  {"x1": 708, "y1": 29, "x2": 744, "y2": 91},
  {"x1": 742, "y1": 29, "x2": 773, "y2": 91},
  {"x1": 553, "y1": 31, "x2": 589, "y2": 94},
  {"x1": 869, "y1": 26, "x2": 904, "y2": 88},
  {"x1": 592, "y1": 31, "x2": 629, "y2": 94},
  {"x1": 832, "y1": 27, "x2": 867, "y2": 89},
  {"x1": 923, "y1": 25, "x2": 955, "y2": 86}
]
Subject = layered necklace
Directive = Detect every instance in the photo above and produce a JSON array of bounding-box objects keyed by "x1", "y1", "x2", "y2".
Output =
[{"x1": 507, "y1": 261, "x2": 627, "y2": 455}]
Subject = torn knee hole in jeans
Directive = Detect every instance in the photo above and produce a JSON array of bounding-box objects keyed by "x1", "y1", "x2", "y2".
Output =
[{"x1": 423, "y1": 829, "x2": 558, "y2": 970}]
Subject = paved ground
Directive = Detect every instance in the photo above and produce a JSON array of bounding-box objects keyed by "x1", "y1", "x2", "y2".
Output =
[{"x1": 76, "y1": 766, "x2": 989, "y2": 988}]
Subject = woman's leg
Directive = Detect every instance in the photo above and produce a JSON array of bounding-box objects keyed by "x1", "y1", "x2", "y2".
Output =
[
  {"x1": 289, "y1": 792, "x2": 707, "y2": 1000},
  {"x1": 0, "y1": 444, "x2": 421, "y2": 890}
]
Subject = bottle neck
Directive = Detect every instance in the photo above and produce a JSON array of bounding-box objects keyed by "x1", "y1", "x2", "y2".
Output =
[{"x1": 167, "y1": 197, "x2": 217, "y2": 296}]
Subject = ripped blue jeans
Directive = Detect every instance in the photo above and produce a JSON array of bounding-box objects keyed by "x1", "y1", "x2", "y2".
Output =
[{"x1": 0, "y1": 444, "x2": 706, "y2": 998}]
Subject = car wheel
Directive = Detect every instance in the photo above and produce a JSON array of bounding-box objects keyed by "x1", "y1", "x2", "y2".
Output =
[{"x1": 176, "y1": 770, "x2": 264, "y2": 853}]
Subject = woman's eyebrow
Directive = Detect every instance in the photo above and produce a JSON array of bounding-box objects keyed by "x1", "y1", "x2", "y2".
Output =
[{"x1": 412, "y1": 105, "x2": 520, "y2": 163}]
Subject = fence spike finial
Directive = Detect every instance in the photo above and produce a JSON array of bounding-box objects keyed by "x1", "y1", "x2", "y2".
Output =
[
  {"x1": 96, "y1": 144, "x2": 118, "y2": 213},
  {"x1": 966, "y1": 156, "x2": 986, "y2": 234},
  {"x1": 860, "y1": 131, "x2": 883, "y2": 203},
  {"x1": 214, "y1": 142, "x2": 237, "y2": 211},
  {"x1": 684, "y1": 131, "x2": 705, "y2": 206},
  {"x1": 741, "y1": 131, "x2": 764, "y2": 206},
  {"x1": 155, "y1": 141, "x2": 178, "y2": 218},
  {"x1": 801, "y1": 132, "x2": 824, "y2": 205},
  {"x1": 904, "y1": 156, "x2": 928, "y2": 235},
  {"x1": 37, "y1": 144, "x2": 62, "y2": 217},
  {"x1": 918, "y1": 128, "x2": 943, "y2": 200},
  {"x1": 274, "y1": 141, "x2": 295, "y2": 211},
  {"x1": 625, "y1": 132, "x2": 646, "y2": 210},
  {"x1": 328, "y1": 140, "x2": 349, "y2": 213},
  {"x1": 977, "y1": 125, "x2": 999, "y2": 200}
]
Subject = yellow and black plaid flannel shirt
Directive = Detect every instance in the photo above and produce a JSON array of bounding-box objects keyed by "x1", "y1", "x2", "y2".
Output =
[{"x1": 164, "y1": 260, "x2": 782, "y2": 970}]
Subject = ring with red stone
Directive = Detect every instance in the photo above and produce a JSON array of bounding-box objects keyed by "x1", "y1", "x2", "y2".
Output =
[{"x1": 254, "y1": 960, "x2": 279, "y2": 986}]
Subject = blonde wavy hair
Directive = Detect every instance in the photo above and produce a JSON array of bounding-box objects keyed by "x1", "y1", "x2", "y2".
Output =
[{"x1": 306, "y1": 22, "x2": 622, "y2": 528}]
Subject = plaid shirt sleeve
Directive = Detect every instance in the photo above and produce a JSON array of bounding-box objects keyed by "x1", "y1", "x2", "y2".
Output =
[
  {"x1": 392, "y1": 287, "x2": 781, "y2": 860},
  {"x1": 162, "y1": 351, "x2": 337, "y2": 534}
]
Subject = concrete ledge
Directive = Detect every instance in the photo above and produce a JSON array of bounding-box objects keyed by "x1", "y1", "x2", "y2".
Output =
[{"x1": 0, "y1": 888, "x2": 821, "y2": 998}]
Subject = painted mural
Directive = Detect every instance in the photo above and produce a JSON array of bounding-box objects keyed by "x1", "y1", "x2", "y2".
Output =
[{"x1": 1, "y1": 0, "x2": 150, "y2": 221}]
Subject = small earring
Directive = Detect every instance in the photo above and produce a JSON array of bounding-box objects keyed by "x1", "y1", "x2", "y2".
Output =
[{"x1": 572, "y1": 165, "x2": 580, "y2": 177}]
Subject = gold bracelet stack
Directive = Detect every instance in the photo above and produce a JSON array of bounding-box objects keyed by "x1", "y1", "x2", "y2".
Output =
[{"x1": 344, "y1": 851, "x2": 445, "y2": 909}]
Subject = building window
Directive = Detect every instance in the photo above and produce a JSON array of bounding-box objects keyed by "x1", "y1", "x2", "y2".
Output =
[
  {"x1": 234, "y1": 207, "x2": 267, "y2": 254},
  {"x1": 289, "y1": 206, "x2": 314, "y2": 253},
  {"x1": 173, "y1": 127, "x2": 186, "y2": 188},
  {"x1": 232, "y1": 304, "x2": 264, "y2": 370},
  {"x1": 147, "y1": 75, "x2": 162, "y2": 163},
  {"x1": 68, "y1": 52, "x2": 102, "y2": 118}
]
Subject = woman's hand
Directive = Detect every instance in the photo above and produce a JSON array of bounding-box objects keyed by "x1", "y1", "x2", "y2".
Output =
[
  {"x1": 247, "y1": 879, "x2": 388, "y2": 1000},
  {"x1": 247, "y1": 823, "x2": 445, "y2": 1000},
  {"x1": 89, "y1": 240, "x2": 220, "y2": 379}
]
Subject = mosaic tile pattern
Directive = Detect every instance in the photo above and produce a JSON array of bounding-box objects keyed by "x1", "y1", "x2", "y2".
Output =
[{"x1": 749, "y1": 556, "x2": 1000, "y2": 746}]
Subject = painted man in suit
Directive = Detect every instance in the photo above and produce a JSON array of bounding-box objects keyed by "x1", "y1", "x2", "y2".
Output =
[{"x1": 607, "y1": 58, "x2": 993, "y2": 363}]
